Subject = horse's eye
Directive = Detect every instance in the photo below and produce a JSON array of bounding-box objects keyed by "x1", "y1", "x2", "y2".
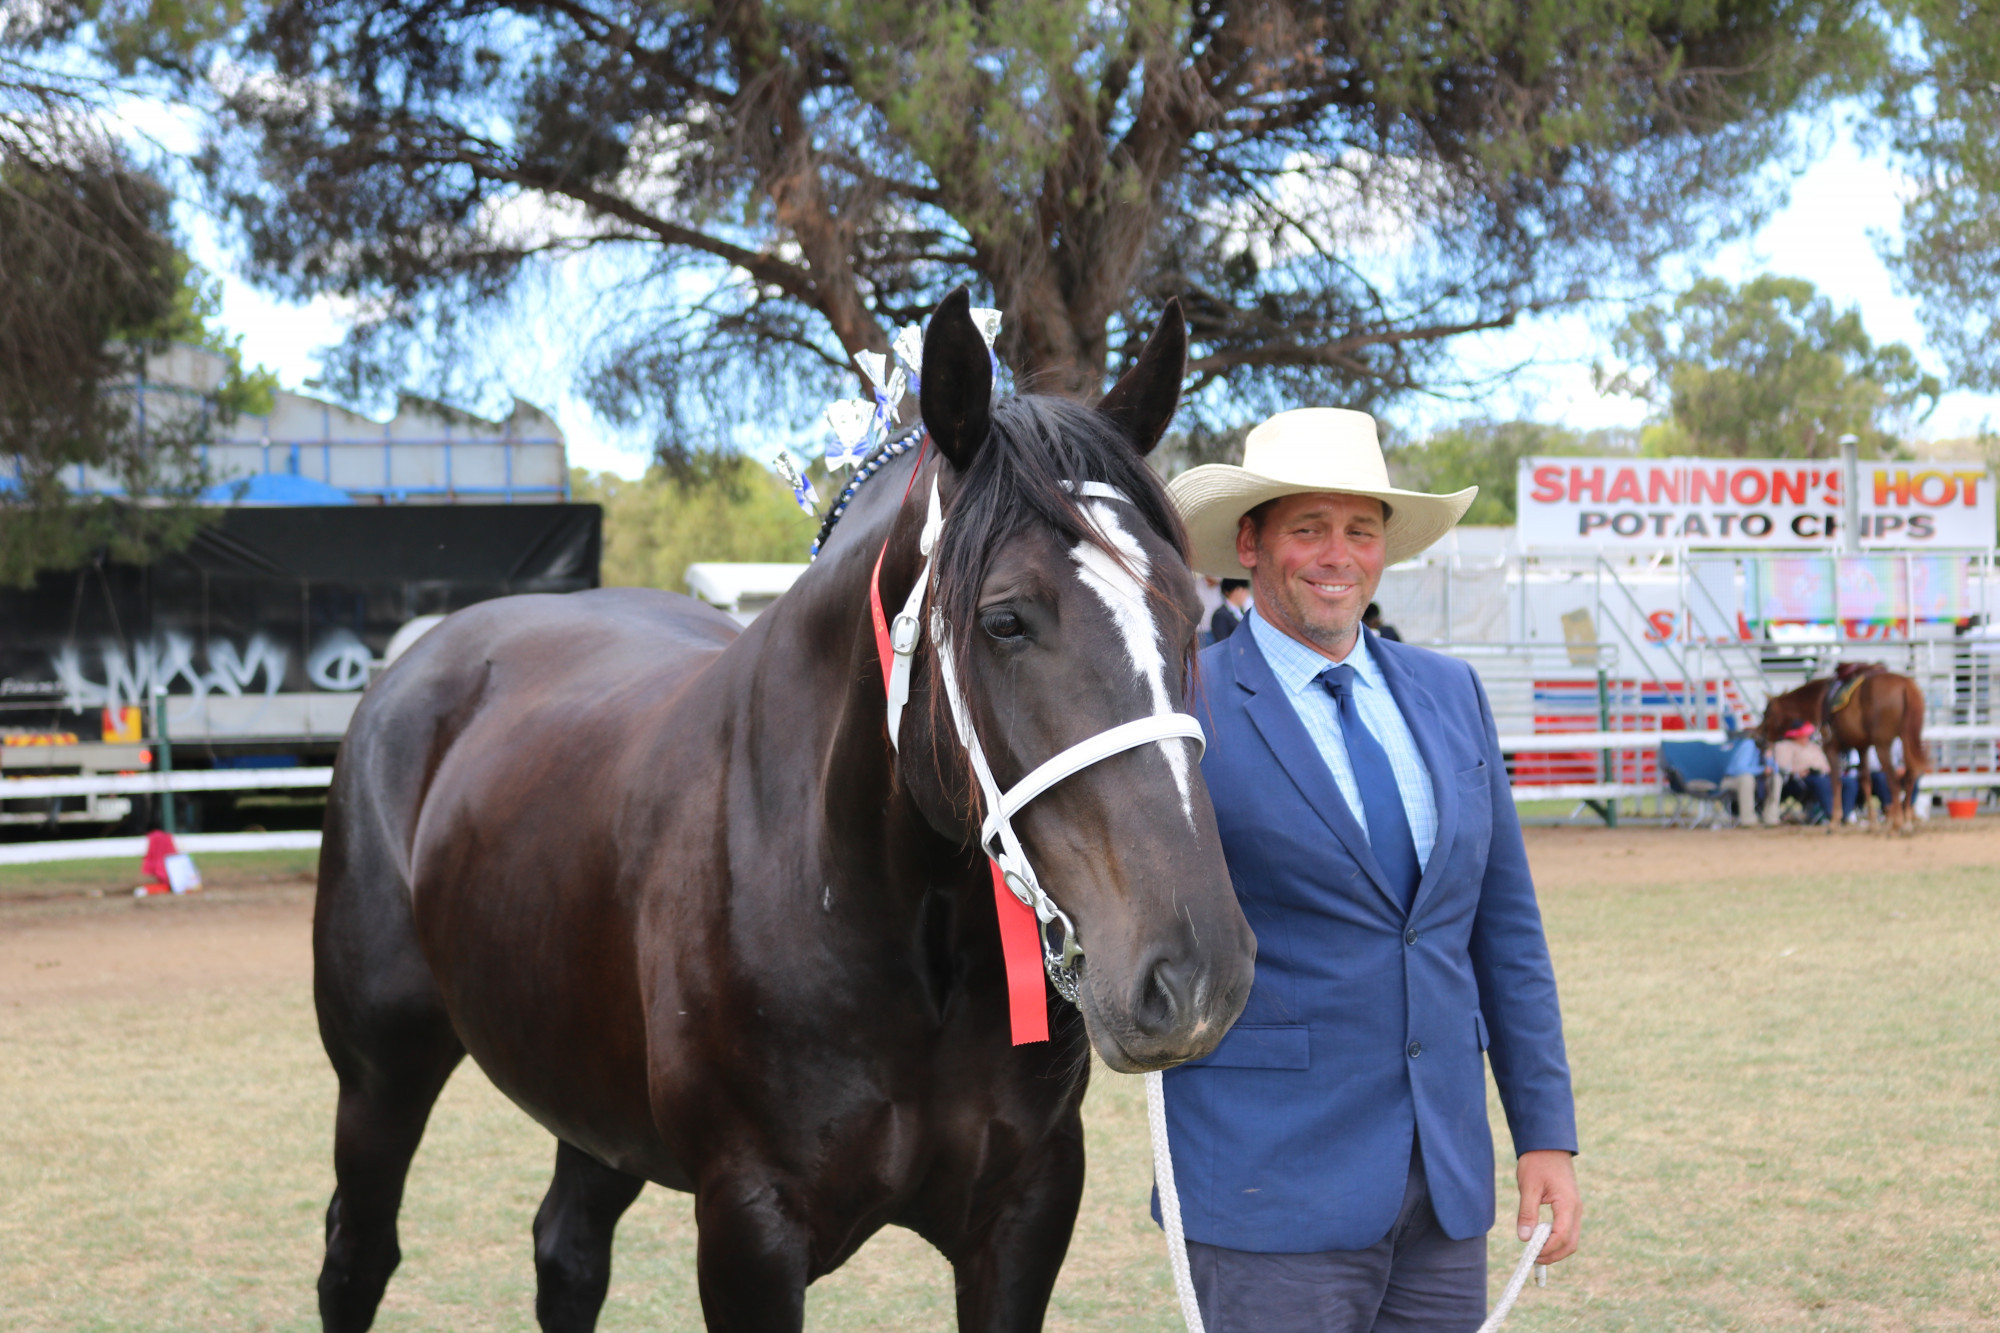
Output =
[{"x1": 981, "y1": 609, "x2": 1025, "y2": 640}]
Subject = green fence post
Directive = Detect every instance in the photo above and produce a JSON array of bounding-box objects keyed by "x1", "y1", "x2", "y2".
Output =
[{"x1": 1597, "y1": 668, "x2": 1618, "y2": 828}]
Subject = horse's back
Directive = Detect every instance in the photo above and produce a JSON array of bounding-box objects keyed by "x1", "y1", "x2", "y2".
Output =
[
  {"x1": 331, "y1": 588, "x2": 735, "y2": 853},
  {"x1": 317, "y1": 587, "x2": 743, "y2": 1174}
]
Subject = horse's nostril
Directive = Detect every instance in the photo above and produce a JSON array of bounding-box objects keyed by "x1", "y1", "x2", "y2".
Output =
[{"x1": 1134, "y1": 956, "x2": 1187, "y2": 1038}]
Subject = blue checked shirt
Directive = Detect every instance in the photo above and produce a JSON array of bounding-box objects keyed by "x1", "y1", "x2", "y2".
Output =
[{"x1": 1247, "y1": 609, "x2": 1439, "y2": 871}]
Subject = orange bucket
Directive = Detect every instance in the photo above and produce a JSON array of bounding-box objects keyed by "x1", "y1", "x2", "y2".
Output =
[{"x1": 1946, "y1": 798, "x2": 1979, "y2": 820}]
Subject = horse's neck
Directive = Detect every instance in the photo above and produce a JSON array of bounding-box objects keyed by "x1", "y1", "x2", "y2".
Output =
[{"x1": 747, "y1": 453, "x2": 968, "y2": 894}]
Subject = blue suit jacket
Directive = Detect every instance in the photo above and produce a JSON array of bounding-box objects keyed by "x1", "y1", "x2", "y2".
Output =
[{"x1": 1158, "y1": 626, "x2": 1577, "y2": 1252}]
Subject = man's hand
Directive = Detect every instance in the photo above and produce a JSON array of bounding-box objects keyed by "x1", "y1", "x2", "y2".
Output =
[{"x1": 1515, "y1": 1150, "x2": 1581, "y2": 1263}]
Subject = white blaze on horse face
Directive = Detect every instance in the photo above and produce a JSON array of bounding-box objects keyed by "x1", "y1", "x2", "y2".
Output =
[{"x1": 1071, "y1": 501, "x2": 1195, "y2": 823}]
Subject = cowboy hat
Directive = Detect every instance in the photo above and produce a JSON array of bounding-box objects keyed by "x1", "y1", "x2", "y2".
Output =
[{"x1": 1167, "y1": 408, "x2": 1477, "y2": 576}]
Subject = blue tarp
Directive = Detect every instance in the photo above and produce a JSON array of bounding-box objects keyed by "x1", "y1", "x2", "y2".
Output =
[{"x1": 201, "y1": 473, "x2": 354, "y2": 506}]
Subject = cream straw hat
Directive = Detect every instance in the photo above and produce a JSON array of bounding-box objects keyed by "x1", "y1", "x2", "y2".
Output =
[{"x1": 1167, "y1": 408, "x2": 1477, "y2": 577}]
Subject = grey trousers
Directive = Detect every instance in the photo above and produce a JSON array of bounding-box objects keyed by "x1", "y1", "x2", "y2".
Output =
[{"x1": 1183, "y1": 1145, "x2": 1486, "y2": 1333}]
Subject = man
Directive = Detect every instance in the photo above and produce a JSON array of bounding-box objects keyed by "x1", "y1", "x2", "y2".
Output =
[
  {"x1": 1363, "y1": 601, "x2": 1403, "y2": 642},
  {"x1": 1768, "y1": 722, "x2": 1834, "y2": 824},
  {"x1": 1721, "y1": 729, "x2": 1770, "y2": 828},
  {"x1": 1210, "y1": 578, "x2": 1253, "y2": 643},
  {"x1": 1160, "y1": 407, "x2": 1580, "y2": 1332}
]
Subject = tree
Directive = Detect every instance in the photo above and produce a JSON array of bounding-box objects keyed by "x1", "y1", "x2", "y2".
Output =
[
  {"x1": 1599, "y1": 275, "x2": 1939, "y2": 459},
  {"x1": 0, "y1": 138, "x2": 211, "y2": 585},
  {"x1": 1866, "y1": 2, "x2": 2000, "y2": 392},
  {"x1": 573, "y1": 458, "x2": 817, "y2": 593},
  {"x1": 1386, "y1": 420, "x2": 1631, "y2": 524},
  {"x1": 204, "y1": 0, "x2": 1880, "y2": 465},
  {"x1": 1, "y1": 0, "x2": 268, "y2": 585}
]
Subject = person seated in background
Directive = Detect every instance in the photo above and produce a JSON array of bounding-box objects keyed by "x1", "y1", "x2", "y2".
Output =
[
  {"x1": 1209, "y1": 578, "x2": 1252, "y2": 643},
  {"x1": 1362, "y1": 602, "x2": 1402, "y2": 642},
  {"x1": 1721, "y1": 729, "x2": 1771, "y2": 828},
  {"x1": 1838, "y1": 740, "x2": 1896, "y2": 824},
  {"x1": 1767, "y1": 722, "x2": 1835, "y2": 825}
]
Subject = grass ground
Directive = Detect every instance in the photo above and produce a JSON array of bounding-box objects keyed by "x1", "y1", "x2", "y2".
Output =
[
  {"x1": 2, "y1": 827, "x2": 1997, "y2": 1330},
  {"x1": 0, "y1": 848, "x2": 318, "y2": 903}
]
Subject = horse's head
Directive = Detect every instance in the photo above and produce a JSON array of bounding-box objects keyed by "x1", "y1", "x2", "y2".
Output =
[
  {"x1": 1756, "y1": 686, "x2": 1812, "y2": 748},
  {"x1": 1754, "y1": 708, "x2": 1784, "y2": 748},
  {"x1": 896, "y1": 289, "x2": 1255, "y2": 1072}
]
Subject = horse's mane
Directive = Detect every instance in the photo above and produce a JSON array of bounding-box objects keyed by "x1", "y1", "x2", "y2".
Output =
[{"x1": 929, "y1": 393, "x2": 1195, "y2": 692}]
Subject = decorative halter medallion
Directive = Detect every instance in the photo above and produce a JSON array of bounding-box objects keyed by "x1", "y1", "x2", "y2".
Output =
[{"x1": 868, "y1": 464, "x2": 1207, "y2": 1044}]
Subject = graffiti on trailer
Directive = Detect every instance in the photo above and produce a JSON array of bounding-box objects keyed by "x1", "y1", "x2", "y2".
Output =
[
  {"x1": 51, "y1": 633, "x2": 289, "y2": 711},
  {"x1": 307, "y1": 629, "x2": 373, "y2": 691},
  {"x1": 50, "y1": 630, "x2": 372, "y2": 713}
]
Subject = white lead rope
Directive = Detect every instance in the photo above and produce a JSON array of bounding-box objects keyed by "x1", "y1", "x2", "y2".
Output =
[
  {"x1": 1146, "y1": 1068, "x2": 1552, "y2": 1333},
  {"x1": 1477, "y1": 1222, "x2": 1552, "y2": 1333},
  {"x1": 1145, "y1": 1069, "x2": 1207, "y2": 1333}
]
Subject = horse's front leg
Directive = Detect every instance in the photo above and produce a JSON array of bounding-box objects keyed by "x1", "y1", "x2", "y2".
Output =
[
  {"x1": 940, "y1": 1116, "x2": 1087, "y2": 1333},
  {"x1": 532, "y1": 1139, "x2": 646, "y2": 1332},
  {"x1": 693, "y1": 1170, "x2": 812, "y2": 1333},
  {"x1": 1823, "y1": 741, "x2": 1846, "y2": 830}
]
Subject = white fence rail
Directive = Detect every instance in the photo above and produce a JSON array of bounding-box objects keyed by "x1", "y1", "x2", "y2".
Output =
[
  {"x1": 0, "y1": 768, "x2": 335, "y2": 800},
  {"x1": 2, "y1": 729, "x2": 1992, "y2": 848},
  {"x1": 0, "y1": 830, "x2": 321, "y2": 866}
]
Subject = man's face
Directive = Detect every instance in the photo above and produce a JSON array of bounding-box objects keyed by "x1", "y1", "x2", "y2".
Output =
[{"x1": 1235, "y1": 490, "x2": 1387, "y2": 660}]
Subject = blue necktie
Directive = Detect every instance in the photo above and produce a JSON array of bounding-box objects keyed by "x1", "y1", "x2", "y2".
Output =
[{"x1": 1318, "y1": 664, "x2": 1420, "y2": 908}]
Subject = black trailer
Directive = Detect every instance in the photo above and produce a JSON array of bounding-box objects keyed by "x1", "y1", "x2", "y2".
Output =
[{"x1": 1, "y1": 504, "x2": 600, "y2": 831}]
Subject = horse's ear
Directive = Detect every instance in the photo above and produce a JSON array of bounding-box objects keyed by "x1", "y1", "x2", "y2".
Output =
[
  {"x1": 1095, "y1": 298, "x2": 1186, "y2": 456},
  {"x1": 920, "y1": 286, "x2": 992, "y2": 472}
]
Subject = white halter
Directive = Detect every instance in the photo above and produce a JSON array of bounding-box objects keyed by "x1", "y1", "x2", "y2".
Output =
[{"x1": 882, "y1": 476, "x2": 1207, "y2": 998}]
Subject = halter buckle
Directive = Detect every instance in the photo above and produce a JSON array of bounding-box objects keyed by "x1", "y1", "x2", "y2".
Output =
[
  {"x1": 889, "y1": 612, "x2": 921, "y2": 656},
  {"x1": 1001, "y1": 867, "x2": 1037, "y2": 910}
]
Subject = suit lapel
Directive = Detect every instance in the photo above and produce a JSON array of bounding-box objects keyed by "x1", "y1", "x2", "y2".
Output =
[
  {"x1": 1228, "y1": 628, "x2": 1403, "y2": 912},
  {"x1": 1371, "y1": 635, "x2": 1459, "y2": 917}
]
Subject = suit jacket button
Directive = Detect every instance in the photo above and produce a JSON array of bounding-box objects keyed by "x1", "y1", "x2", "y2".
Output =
[
  {"x1": 1407, "y1": 1041, "x2": 1422, "y2": 1058},
  {"x1": 1404, "y1": 926, "x2": 1419, "y2": 945}
]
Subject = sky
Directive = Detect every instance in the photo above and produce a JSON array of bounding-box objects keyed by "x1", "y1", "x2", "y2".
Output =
[
  {"x1": 181, "y1": 114, "x2": 2000, "y2": 480},
  {"x1": 1414, "y1": 120, "x2": 2000, "y2": 445}
]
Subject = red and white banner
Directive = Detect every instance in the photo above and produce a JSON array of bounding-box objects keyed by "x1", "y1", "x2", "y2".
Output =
[{"x1": 1515, "y1": 457, "x2": 1995, "y2": 551}]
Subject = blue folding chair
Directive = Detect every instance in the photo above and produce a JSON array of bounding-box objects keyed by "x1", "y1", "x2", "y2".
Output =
[{"x1": 1658, "y1": 739, "x2": 1733, "y2": 828}]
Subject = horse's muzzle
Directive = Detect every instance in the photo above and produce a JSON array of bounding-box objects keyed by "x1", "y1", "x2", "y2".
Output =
[{"x1": 1082, "y1": 933, "x2": 1255, "y2": 1073}]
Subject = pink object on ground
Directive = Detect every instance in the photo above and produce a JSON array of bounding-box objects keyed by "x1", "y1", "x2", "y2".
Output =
[{"x1": 140, "y1": 828, "x2": 177, "y2": 888}]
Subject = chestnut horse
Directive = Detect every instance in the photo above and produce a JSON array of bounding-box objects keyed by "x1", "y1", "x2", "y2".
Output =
[
  {"x1": 310, "y1": 291, "x2": 1256, "y2": 1332},
  {"x1": 1756, "y1": 666, "x2": 1928, "y2": 832}
]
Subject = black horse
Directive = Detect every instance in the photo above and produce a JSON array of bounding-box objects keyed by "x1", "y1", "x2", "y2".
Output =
[{"x1": 312, "y1": 290, "x2": 1257, "y2": 1331}]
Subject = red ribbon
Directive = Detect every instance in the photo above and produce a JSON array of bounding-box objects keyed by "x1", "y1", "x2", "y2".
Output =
[
  {"x1": 868, "y1": 452, "x2": 1048, "y2": 1045},
  {"x1": 990, "y1": 861, "x2": 1050, "y2": 1044}
]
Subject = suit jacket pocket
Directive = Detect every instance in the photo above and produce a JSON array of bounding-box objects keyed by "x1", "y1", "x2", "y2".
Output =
[{"x1": 1196, "y1": 1023, "x2": 1310, "y2": 1070}]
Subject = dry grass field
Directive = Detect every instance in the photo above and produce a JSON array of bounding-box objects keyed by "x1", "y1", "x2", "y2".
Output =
[{"x1": 1, "y1": 822, "x2": 1997, "y2": 1331}]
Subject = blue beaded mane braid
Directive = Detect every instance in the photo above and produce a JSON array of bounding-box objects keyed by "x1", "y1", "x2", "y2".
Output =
[{"x1": 809, "y1": 425, "x2": 926, "y2": 560}]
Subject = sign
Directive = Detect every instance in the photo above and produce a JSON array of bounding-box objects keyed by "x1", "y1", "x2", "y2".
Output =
[
  {"x1": 1751, "y1": 553, "x2": 1972, "y2": 631},
  {"x1": 1515, "y1": 457, "x2": 1995, "y2": 551}
]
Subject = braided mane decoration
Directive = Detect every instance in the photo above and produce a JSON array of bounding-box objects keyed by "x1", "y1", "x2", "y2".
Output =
[
  {"x1": 807, "y1": 425, "x2": 926, "y2": 560},
  {"x1": 796, "y1": 306, "x2": 1002, "y2": 559}
]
